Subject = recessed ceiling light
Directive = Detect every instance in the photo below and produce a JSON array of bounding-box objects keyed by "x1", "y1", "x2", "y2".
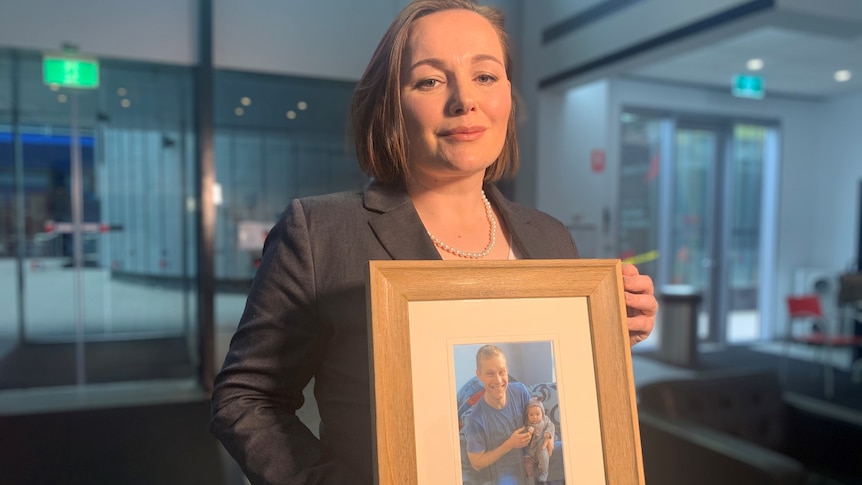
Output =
[
  {"x1": 746, "y1": 58, "x2": 764, "y2": 71},
  {"x1": 235, "y1": 107, "x2": 244, "y2": 116},
  {"x1": 57, "y1": 94, "x2": 68, "y2": 103},
  {"x1": 286, "y1": 110, "x2": 297, "y2": 119},
  {"x1": 120, "y1": 99, "x2": 131, "y2": 108},
  {"x1": 49, "y1": 84, "x2": 60, "y2": 92},
  {"x1": 117, "y1": 87, "x2": 127, "y2": 96},
  {"x1": 297, "y1": 101, "x2": 308, "y2": 110},
  {"x1": 834, "y1": 70, "x2": 852, "y2": 82},
  {"x1": 240, "y1": 96, "x2": 252, "y2": 106}
]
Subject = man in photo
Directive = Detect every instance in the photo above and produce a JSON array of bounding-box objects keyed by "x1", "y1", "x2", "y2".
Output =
[{"x1": 462, "y1": 344, "x2": 563, "y2": 485}]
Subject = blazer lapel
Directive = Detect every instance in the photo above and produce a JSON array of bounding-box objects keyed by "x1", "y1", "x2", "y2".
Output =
[
  {"x1": 363, "y1": 181, "x2": 441, "y2": 261},
  {"x1": 485, "y1": 184, "x2": 574, "y2": 259},
  {"x1": 484, "y1": 183, "x2": 538, "y2": 259},
  {"x1": 362, "y1": 180, "x2": 568, "y2": 261}
]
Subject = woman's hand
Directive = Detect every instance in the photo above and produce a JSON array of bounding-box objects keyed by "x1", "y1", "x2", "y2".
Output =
[{"x1": 622, "y1": 263, "x2": 657, "y2": 346}]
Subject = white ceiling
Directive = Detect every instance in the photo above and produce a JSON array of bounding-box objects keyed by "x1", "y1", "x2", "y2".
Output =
[{"x1": 629, "y1": 25, "x2": 862, "y2": 99}]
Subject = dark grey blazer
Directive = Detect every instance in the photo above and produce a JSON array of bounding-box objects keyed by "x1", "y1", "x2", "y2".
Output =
[{"x1": 211, "y1": 180, "x2": 578, "y2": 485}]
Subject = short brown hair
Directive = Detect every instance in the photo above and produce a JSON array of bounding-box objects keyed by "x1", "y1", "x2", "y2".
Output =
[
  {"x1": 475, "y1": 344, "x2": 505, "y2": 371},
  {"x1": 350, "y1": 0, "x2": 518, "y2": 184}
]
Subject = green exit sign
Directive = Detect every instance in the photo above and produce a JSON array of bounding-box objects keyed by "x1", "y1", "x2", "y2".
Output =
[
  {"x1": 732, "y1": 74, "x2": 764, "y2": 100},
  {"x1": 43, "y1": 56, "x2": 100, "y2": 89}
]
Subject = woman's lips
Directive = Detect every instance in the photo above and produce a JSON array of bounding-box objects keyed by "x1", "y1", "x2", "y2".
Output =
[{"x1": 439, "y1": 126, "x2": 486, "y2": 141}]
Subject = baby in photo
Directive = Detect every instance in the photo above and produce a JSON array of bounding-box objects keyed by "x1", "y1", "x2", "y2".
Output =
[{"x1": 524, "y1": 397, "x2": 555, "y2": 484}]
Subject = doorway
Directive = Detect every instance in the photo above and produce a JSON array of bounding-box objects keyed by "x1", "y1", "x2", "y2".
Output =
[
  {"x1": 619, "y1": 110, "x2": 779, "y2": 344},
  {"x1": 0, "y1": 50, "x2": 198, "y2": 391}
]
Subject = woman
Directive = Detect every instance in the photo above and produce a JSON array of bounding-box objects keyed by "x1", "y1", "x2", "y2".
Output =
[{"x1": 210, "y1": 1, "x2": 657, "y2": 484}]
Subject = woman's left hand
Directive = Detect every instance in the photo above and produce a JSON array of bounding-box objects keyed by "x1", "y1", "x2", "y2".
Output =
[{"x1": 622, "y1": 263, "x2": 657, "y2": 346}]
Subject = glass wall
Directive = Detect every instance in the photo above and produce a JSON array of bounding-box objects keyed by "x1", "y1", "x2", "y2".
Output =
[
  {"x1": 211, "y1": 70, "x2": 364, "y2": 331},
  {"x1": 618, "y1": 111, "x2": 662, "y2": 278},
  {"x1": 0, "y1": 48, "x2": 363, "y2": 397},
  {"x1": 0, "y1": 53, "x2": 15, "y2": 351},
  {"x1": 0, "y1": 49, "x2": 198, "y2": 391}
]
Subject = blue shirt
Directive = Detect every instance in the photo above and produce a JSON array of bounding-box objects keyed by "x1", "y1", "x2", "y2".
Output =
[{"x1": 463, "y1": 381, "x2": 530, "y2": 485}]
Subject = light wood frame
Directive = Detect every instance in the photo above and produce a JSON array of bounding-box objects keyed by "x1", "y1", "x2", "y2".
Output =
[{"x1": 367, "y1": 259, "x2": 644, "y2": 485}]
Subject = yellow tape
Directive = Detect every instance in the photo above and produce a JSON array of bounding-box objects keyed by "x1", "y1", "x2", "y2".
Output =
[{"x1": 622, "y1": 250, "x2": 659, "y2": 265}]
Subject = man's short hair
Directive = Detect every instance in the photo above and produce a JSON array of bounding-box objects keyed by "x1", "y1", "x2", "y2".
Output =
[{"x1": 475, "y1": 344, "x2": 505, "y2": 371}]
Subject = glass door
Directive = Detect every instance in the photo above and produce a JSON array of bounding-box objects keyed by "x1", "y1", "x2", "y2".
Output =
[
  {"x1": 0, "y1": 50, "x2": 198, "y2": 394},
  {"x1": 725, "y1": 124, "x2": 773, "y2": 342},
  {"x1": 664, "y1": 121, "x2": 772, "y2": 344},
  {"x1": 668, "y1": 123, "x2": 722, "y2": 341},
  {"x1": 620, "y1": 109, "x2": 778, "y2": 346}
]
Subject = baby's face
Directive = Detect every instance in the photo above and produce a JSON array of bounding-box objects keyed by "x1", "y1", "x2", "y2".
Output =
[{"x1": 527, "y1": 406, "x2": 543, "y2": 425}]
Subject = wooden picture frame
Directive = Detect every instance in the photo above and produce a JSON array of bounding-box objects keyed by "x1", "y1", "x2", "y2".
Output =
[{"x1": 367, "y1": 259, "x2": 644, "y2": 485}]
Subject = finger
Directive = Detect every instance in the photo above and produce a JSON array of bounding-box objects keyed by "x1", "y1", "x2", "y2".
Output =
[
  {"x1": 629, "y1": 332, "x2": 649, "y2": 346},
  {"x1": 623, "y1": 274, "x2": 654, "y2": 295},
  {"x1": 625, "y1": 292, "x2": 658, "y2": 316},
  {"x1": 628, "y1": 312, "x2": 654, "y2": 329},
  {"x1": 621, "y1": 262, "x2": 640, "y2": 276},
  {"x1": 628, "y1": 315, "x2": 653, "y2": 346}
]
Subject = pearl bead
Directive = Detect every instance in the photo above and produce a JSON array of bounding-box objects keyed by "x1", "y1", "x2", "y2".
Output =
[{"x1": 427, "y1": 190, "x2": 497, "y2": 259}]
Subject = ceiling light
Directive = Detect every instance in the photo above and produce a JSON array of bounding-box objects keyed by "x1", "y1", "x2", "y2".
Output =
[
  {"x1": 834, "y1": 70, "x2": 852, "y2": 82},
  {"x1": 49, "y1": 84, "x2": 60, "y2": 92},
  {"x1": 120, "y1": 99, "x2": 131, "y2": 108},
  {"x1": 57, "y1": 94, "x2": 68, "y2": 103},
  {"x1": 297, "y1": 101, "x2": 308, "y2": 110},
  {"x1": 241, "y1": 96, "x2": 252, "y2": 106},
  {"x1": 235, "y1": 107, "x2": 244, "y2": 116},
  {"x1": 746, "y1": 58, "x2": 764, "y2": 71},
  {"x1": 286, "y1": 110, "x2": 297, "y2": 119},
  {"x1": 117, "y1": 87, "x2": 127, "y2": 96}
]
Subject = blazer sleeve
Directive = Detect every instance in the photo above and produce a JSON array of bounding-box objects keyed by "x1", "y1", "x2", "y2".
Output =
[{"x1": 210, "y1": 198, "x2": 359, "y2": 484}]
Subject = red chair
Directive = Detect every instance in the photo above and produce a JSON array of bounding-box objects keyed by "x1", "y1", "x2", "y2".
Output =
[{"x1": 782, "y1": 294, "x2": 862, "y2": 398}]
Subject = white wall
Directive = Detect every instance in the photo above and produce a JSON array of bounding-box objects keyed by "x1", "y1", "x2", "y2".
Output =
[
  {"x1": 0, "y1": 0, "x2": 412, "y2": 80},
  {"x1": 536, "y1": 81, "x2": 611, "y2": 257},
  {"x1": 0, "y1": 0, "x2": 197, "y2": 65},
  {"x1": 813, "y1": 92, "x2": 862, "y2": 271},
  {"x1": 213, "y1": 0, "x2": 408, "y2": 80}
]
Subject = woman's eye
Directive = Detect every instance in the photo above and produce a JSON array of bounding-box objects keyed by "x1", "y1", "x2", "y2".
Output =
[
  {"x1": 416, "y1": 79, "x2": 440, "y2": 89},
  {"x1": 477, "y1": 74, "x2": 497, "y2": 84}
]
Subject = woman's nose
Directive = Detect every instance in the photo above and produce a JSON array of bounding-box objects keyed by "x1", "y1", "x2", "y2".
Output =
[{"x1": 448, "y1": 79, "x2": 477, "y2": 115}]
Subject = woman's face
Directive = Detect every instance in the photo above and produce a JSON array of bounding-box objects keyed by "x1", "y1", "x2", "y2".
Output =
[{"x1": 400, "y1": 9, "x2": 511, "y2": 184}]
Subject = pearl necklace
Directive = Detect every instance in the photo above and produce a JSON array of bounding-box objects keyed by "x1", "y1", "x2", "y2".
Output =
[{"x1": 427, "y1": 190, "x2": 497, "y2": 259}]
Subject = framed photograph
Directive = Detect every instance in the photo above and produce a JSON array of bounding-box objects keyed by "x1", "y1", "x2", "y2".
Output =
[{"x1": 366, "y1": 259, "x2": 644, "y2": 485}]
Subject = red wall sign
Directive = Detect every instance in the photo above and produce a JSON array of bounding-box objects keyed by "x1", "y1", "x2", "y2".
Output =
[{"x1": 590, "y1": 149, "x2": 606, "y2": 173}]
